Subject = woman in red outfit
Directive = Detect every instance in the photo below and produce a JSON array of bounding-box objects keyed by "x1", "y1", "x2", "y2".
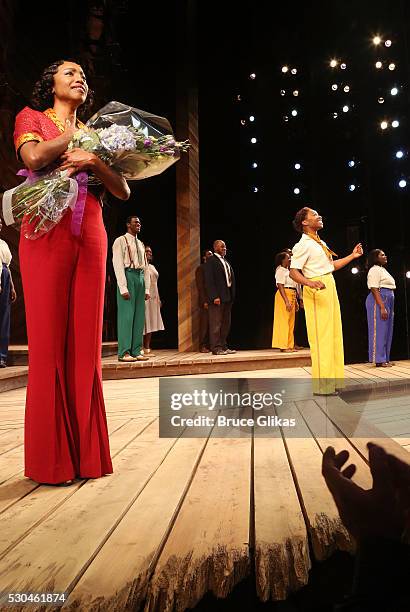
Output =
[{"x1": 14, "y1": 60, "x2": 130, "y2": 484}]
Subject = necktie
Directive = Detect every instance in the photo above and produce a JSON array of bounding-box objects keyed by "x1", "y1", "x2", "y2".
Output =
[{"x1": 223, "y1": 258, "x2": 232, "y2": 283}]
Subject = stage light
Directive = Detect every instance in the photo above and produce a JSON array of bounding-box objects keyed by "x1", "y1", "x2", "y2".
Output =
[
  {"x1": 375, "y1": 61, "x2": 383, "y2": 69},
  {"x1": 236, "y1": 94, "x2": 241, "y2": 101},
  {"x1": 396, "y1": 150, "x2": 404, "y2": 159},
  {"x1": 330, "y1": 59, "x2": 338, "y2": 68},
  {"x1": 391, "y1": 88, "x2": 398, "y2": 96},
  {"x1": 282, "y1": 66, "x2": 289, "y2": 73},
  {"x1": 399, "y1": 179, "x2": 407, "y2": 188},
  {"x1": 378, "y1": 97, "x2": 385, "y2": 104},
  {"x1": 291, "y1": 68, "x2": 297, "y2": 75},
  {"x1": 252, "y1": 162, "x2": 258, "y2": 168},
  {"x1": 388, "y1": 63, "x2": 396, "y2": 71},
  {"x1": 348, "y1": 160, "x2": 355, "y2": 167},
  {"x1": 333, "y1": 112, "x2": 338, "y2": 118},
  {"x1": 293, "y1": 90, "x2": 299, "y2": 96},
  {"x1": 406, "y1": 271, "x2": 410, "y2": 279},
  {"x1": 280, "y1": 89, "x2": 286, "y2": 96},
  {"x1": 380, "y1": 121, "x2": 388, "y2": 130},
  {"x1": 294, "y1": 163, "x2": 301, "y2": 170},
  {"x1": 385, "y1": 39, "x2": 392, "y2": 47},
  {"x1": 283, "y1": 115, "x2": 289, "y2": 122},
  {"x1": 249, "y1": 115, "x2": 255, "y2": 122},
  {"x1": 250, "y1": 73, "x2": 256, "y2": 79},
  {"x1": 251, "y1": 137, "x2": 257, "y2": 143},
  {"x1": 291, "y1": 109, "x2": 298, "y2": 117},
  {"x1": 253, "y1": 187, "x2": 259, "y2": 193},
  {"x1": 392, "y1": 120, "x2": 400, "y2": 128},
  {"x1": 293, "y1": 187, "x2": 300, "y2": 195},
  {"x1": 340, "y1": 63, "x2": 347, "y2": 70},
  {"x1": 331, "y1": 84, "x2": 338, "y2": 91},
  {"x1": 373, "y1": 36, "x2": 382, "y2": 45},
  {"x1": 342, "y1": 105, "x2": 349, "y2": 113},
  {"x1": 344, "y1": 85, "x2": 350, "y2": 92},
  {"x1": 351, "y1": 267, "x2": 359, "y2": 274},
  {"x1": 349, "y1": 184, "x2": 356, "y2": 191}
]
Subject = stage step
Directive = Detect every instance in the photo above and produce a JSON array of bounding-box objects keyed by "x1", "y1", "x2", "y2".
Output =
[{"x1": 0, "y1": 349, "x2": 311, "y2": 392}]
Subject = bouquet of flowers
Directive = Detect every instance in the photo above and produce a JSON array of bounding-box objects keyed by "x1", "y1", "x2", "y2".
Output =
[{"x1": 2, "y1": 101, "x2": 189, "y2": 239}]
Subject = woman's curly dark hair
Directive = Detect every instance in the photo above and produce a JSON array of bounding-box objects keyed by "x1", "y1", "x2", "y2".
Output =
[
  {"x1": 275, "y1": 251, "x2": 289, "y2": 268},
  {"x1": 292, "y1": 207, "x2": 310, "y2": 233},
  {"x1": 367, "y1": 249, "x2": 384, "y2": 269},
  {"x1": 31, "y1": 59, "x2": 94, "y2": 120}
]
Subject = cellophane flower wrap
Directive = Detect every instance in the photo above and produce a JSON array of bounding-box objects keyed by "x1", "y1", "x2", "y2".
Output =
[{"x1": 3, "y1": 101, "x2": 189, "y2": 239}]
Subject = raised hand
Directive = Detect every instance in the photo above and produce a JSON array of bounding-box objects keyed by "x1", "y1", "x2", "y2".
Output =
[{"x1": 322, "y1": 443, "x2": 406, "y2": 542}]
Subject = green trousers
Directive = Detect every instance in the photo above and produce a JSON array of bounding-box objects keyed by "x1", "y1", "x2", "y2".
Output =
[{"x1": 117, "y1": 268, "x2": 146, "y2": 358}]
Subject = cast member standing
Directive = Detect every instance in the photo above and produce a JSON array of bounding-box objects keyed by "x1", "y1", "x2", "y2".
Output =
[
  {"x1": 272, "y1": 251, "x2": 299, "y2": 352},
  {"x1": 0, "y1": 219, "x2": 17, "y2": 367},
  {"x1": 366, "y1": 249, "x2": 395, "y2": 367},
  {"x1": 14, "y1": 59, "x2": 130, "y2": 484},
  {"x1": 143, "y1": 246, "x2": 164, "y2": 356},
  {"x1": 112, "y1": 216, "x2": 151, "y2": 362},
  {"x1": 289, "y1": 207, "x2": 363, "y2": 394},
  {"x1": 204, "y1": 240, "x2": 236, "y2": 355}
]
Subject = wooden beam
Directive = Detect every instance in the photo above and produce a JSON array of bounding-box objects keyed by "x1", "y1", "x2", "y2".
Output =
[{"x1": 176, "y1": 0, "x2": 200, "y2": 351}]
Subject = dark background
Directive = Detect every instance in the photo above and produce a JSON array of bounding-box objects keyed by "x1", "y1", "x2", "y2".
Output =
[{"x1": 1, "y1": 0, "x2": 409, "y2": 363}]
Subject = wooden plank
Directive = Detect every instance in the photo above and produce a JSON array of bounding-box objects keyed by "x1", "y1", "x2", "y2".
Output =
[
  {"x1": 66, "y1": 436, "x2": 209, "y2": 611},
  {"x1": 276, "y1": 402, "x2": 351, "y2": 560},
  {"x1": 254, "y1": 429, "x2": 310, "y2": 601},
  {"x1": 0, "y1": 422, "x2": 178, "y2": 603},
  {"x1": 295, "y1": 400, "x2": 372, "y2": 491},
  {"x1": 146, "y1": 436, "x2": 252, "y2": 611},
  {"x1": 315, "y1": 395, "x2": 410, "y2": 465}
]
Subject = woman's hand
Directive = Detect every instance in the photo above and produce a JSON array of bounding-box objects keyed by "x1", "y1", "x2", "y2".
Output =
[
  {"x1": 380, "y1": 305, "x2": 389, "y2": 320},
  {"x1": 59, "y1": 148, "x2": 98, "y2": 176},
  {"x1": 352, "y1": 243, "x2": 363, "y2": 258},
  {"x1": 306, "y1": 280, "x2": 326, "y2": 290},
  {"x1": 10, "y1": 288, "x2": 17, "y2": 302},
  {"x1": 285, "y1": 300, "x2": 292, "y2": 312}
]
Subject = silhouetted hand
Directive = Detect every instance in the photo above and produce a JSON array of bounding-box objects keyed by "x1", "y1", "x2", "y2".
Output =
[{"x1": 322, "y1": 443, "x2": 408, "y2": 542}]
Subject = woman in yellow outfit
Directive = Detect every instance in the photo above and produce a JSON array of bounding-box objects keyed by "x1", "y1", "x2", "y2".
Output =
[
  {"x1": 272, "y1": 251, "x2": 300, "y2": 352},
  {"x1": 289, "y1": 207, "x2": 363, "y2": 395}
]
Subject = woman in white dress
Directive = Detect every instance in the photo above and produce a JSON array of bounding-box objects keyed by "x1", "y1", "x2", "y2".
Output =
[{"x1": 143, "y1": 246, "x2": 164, "y2": 356}]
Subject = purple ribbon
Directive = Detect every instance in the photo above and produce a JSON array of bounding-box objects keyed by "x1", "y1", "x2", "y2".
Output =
[
  {"x1": 17, "y1": 169, "x2": 88, "y2": 236},
  {"x1": 70, "y1": 171, "x2": 88, "y2": 237}
]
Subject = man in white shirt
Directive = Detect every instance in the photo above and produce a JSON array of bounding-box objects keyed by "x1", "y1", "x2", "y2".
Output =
[
  {"x1": 289, "y1": 207, "x2": 363, "y2": 394},
  {"x1": 204, "y1": 240, "x2": 236, "y2": 355},
  {"x1": 112, "y1": 216, "x2": 150, "y2": 362}
]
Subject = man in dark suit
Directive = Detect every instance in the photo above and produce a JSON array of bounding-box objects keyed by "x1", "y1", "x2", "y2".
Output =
[
  {"x1": 204, "y1": 240, "x2": 236, "y2": 355},
  {"x1": 195, "y1": 249, "x2": 213, "y2": 352}
]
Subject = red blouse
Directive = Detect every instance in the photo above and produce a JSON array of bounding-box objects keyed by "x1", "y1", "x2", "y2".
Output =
[{"x1": 14, "y1": 107, "x2": 85, "y2": 158}]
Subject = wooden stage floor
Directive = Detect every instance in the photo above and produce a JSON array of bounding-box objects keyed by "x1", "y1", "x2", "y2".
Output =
[{"x1": 0, "y1": 361, "x2": 410, "y2": 610}]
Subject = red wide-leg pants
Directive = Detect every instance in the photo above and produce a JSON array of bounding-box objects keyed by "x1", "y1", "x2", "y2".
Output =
[{"x1": 19, "y1": 194, "x2": 113, "y2": 483}]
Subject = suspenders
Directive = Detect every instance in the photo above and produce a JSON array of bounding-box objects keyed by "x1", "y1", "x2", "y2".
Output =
[
  {"x1": 123, "y1": 235, "x2": 144, "y2": 269},
  {"x1": 123, "y1": 235, "x2": 136, "y2": 269}
]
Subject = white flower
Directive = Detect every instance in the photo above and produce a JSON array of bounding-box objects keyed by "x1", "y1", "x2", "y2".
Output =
[{"x1": 97, "y1": 125, "x2": 136, "y2": 152}]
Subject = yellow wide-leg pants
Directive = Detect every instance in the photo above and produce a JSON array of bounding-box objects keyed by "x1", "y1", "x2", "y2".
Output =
[
  {"x1": 303, "y1": 273, "x2": 344, "y2": 394},
  {"x1": 272, "y1": 288, "x2": 296, "y2": 349}
]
